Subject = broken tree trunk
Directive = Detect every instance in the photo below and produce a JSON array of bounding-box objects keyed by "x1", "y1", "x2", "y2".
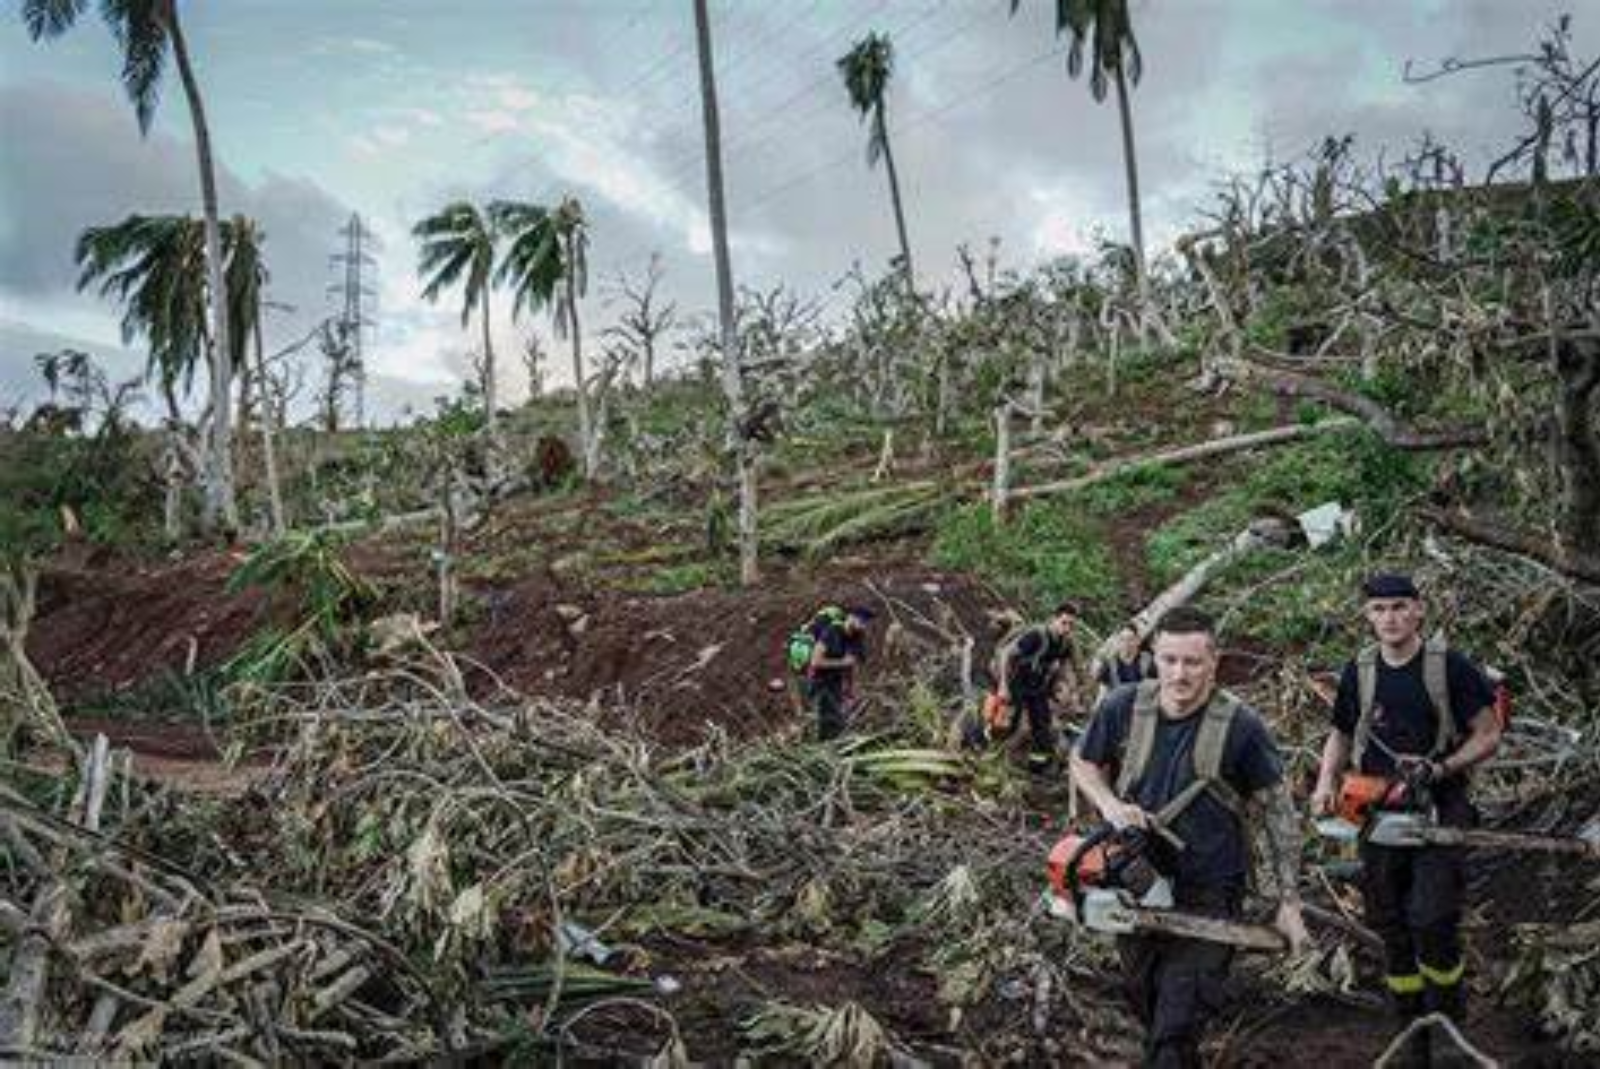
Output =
[
  {"x1": 991, "y1": 401, "x2": 1014, "y2": 523},
  {"x1": 1217, "y1": 355, "x2": 1489, "y2": 451},
  {"x1": 0, "y1": 565, "x2": 75, "y2": 758},
  {"x1": 0, "y1": 734, "x2": 111, "y2": 1052},
  {"x1": 1109, "y1": 526, "x2": 1274, "y2": 661},
  {"x1": 1011, "y1": 417, "x2": 1359, "y2": 502}
]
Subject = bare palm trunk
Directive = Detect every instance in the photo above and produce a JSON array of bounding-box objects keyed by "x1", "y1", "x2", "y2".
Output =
[
  {"x1": 694, "y1": 0, "x2": 758, "y2": 586},
  {"x1": 254, "y1": 315, "x2": 285, "y2": 534},
  {"x1": 876, "y1": 103, "x2": 914, "y2": 291},
  {"x1": 565, "y1": 256, "x2": 594, "y2": 479},
  {"x1": 480, "y1": 286, "x2": 497, "y2": 434},
  {"x1": 168, "y1": 10, "x2": 236, "y2": 534},
  {"x1": 1113, "y1": 63, "x2": 1150, "y2": 347}
]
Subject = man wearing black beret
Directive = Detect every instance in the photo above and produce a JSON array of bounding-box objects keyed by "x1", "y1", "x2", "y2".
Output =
[{"x1": 1310, "y1": 573, "x2": 1502, "y2": 1064}]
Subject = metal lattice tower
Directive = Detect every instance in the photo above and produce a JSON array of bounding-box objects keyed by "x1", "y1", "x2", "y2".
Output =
[{"x1": 328, "y1": 213, "x2": 376, "y2": 427}]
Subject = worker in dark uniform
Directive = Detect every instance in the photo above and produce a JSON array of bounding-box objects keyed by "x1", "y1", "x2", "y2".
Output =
[
  {"x1": 806, "y1": 605, "x2": 872, "y2": 741},
  {"x1": 993, "y1": 601, "x2": 1082, "y2": 773},
  {"x1": 1311, "y1": 574, "x2": 1501, "y2": 1064},
  {"x1": 1073, "y1": 606, "x2": 1308, "y2": 1068}
]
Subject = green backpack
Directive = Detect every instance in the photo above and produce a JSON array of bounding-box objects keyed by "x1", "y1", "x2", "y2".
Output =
[{"x1": 786, "y1": 605, "x2": 847, "y2": 674}]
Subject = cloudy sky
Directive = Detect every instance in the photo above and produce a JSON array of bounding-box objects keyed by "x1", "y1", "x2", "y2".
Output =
[{"x1": 2, "y1": 0, "x2": 1594, "y2": 421}]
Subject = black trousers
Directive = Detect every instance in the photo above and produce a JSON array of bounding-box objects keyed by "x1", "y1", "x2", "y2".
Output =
[
  {"x1": 807, "y1": 677, "x2": 848, "y2": 741},
  {"x1": 1117, "y1": 886, "x2": 1240, "y2": 1068},
  {"x1": 1360, "y1": 840, "x2": 1466, "y2": 1018},
  {"x1": 998, "y1": 687, "x2": 1056, "y2": 764}
]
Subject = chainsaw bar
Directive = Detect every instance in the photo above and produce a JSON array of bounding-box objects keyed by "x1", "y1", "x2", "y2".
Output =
[{"x1": 1054, "y1": 889, "x2": 1288, "y2": 952}]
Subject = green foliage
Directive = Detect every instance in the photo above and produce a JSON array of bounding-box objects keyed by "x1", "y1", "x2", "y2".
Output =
[
  {"x1": 70, "y1": 665, "x2": 231, "y2": 725},
  {"x1": 633, "y1": 561, "x2": 716, "y2": 595},
  {"x1": 1213, "y1": 542, "x2": 1366, "y2": 664},
  {"x1": 224, "y1": 530, "x2": 375, "y2": 689},
  {"x1": 1072, "y1": 464, "x2": 1186, "y2": 516},
  {"x1": 931, "y1": 501, "x2": 1119, "y2": 624},
  {"x1": 227, "y1": 530, "x2": 374, "y2": 635},
  {"x1": 0, "y1": 426, "x2": 158, "y2": 561},
  {"x1": 764, "y1": 483, "x2": 950, "y2": 558},
  {"x1": 1244, "y1": 285, "x2": 1319, "y2": 350},
  {"x1": 1145, "y1": 434, "x2": 1425, "y2": 586}
]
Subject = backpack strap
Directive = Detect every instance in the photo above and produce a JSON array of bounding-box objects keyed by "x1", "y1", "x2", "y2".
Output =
[
  {"x1": 1423, "y1": 632, "x2": 1453, "y2": 757},
  {"x1": 1351, "y1": 645, "x2": 1379, "y2": 768},
  {"x1": 1151, "y1": 692, "x2": 1245, "y2": 830},
  {"x1": 999, "y1": 624, "x2": 1055, "y2": 680},
  {"x1": 1114, "y1": 685, "x2": 1244, "y2": 835},
  {"x1": 1115, "y1": 681, "x2": 1162, "y2": 798}
]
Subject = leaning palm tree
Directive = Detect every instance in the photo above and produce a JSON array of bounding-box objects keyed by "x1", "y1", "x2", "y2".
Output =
[
  {"x1": 1012, "y1": 0, "x2": 1150, "y2": 338},
  {"x1": 26, "y1": 0, "x2": 239, "y2": 529},
  {"x1": 838, "y1": 32, "x2": 915, "y2": 289},
  {"x1": 492, "y1": 197, "x2": 596, "y2": 477},
  {"x1": 74, "y1": 214, "x2": 209, "y2": 422},
  {"x1": 76, "y1": 212, "x2": 267, "y2": 536},
  {"x1": 694, "y1": 0, "x2": 759, "y2": 586},
  {"x1": 413, "y1": 202, "x2": 500, "y2": 434}
]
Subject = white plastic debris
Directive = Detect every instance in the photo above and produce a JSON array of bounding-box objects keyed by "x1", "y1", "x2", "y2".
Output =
[
  {"x1": 1297, "y1": 501, "x2": 1353, "y2": 549},
  {"x1": 555, "y1": 920, "x2": 612, "y2": 965}
]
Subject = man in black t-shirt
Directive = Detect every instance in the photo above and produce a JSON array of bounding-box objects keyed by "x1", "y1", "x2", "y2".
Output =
[
  {"x1": 1311, "y1": 573, "x2": 1501, "y2": 1058},
  {"x1": 1073, "y1": 607, "x2": 1307, "y2": 1068},
  {"x1": 993, "y1": 601, "x2": 1081, "y2": 772},
  {"x1": 806, "y1": 606, "x2": 872, "y2": 741}
]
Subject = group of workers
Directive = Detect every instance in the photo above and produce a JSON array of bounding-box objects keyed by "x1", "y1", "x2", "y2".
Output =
[{"x1": 789, "y1": 573, "x2": 1502, "y2": 1067}]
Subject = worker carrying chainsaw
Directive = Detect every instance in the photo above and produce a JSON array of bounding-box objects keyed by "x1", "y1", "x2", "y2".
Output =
[
  {"x1": 990, "y1": 600, "x2": 1083, "y2": 773},
  {"x1": 1310, "y1": 573, "x2": 1502, "y2": 1058},
  {"x1": 1071, "y1": 607, "x2": 1308, "y2": 1068}
]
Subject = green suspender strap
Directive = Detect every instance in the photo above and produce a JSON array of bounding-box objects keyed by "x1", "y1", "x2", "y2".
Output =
[
  {"x1": 1115, "y1": 682, "x2": 1245, "y2": 847},
  {"x1": 1352, "y1": 632, "x2": 1454, "y2": 767}
]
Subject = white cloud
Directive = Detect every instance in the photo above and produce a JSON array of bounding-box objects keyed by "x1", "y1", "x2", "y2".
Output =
[
  {"x1": 465, "y1": 110, "x2": 523, "y2": 135},
  {"x1": 347, "y1": 37, "x2": 396, "y2": 54},
  {"x1": 496, "y1": 87, "x2": 541, "y2": 112}
]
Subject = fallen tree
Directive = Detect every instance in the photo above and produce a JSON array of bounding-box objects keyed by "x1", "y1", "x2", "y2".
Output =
[{"x1": 1009, "y1": 417, "x2": 1359, "y2": 503}]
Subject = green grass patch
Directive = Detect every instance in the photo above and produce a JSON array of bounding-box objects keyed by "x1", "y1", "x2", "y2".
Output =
[
  {"x1": 930, "y1": 500, "x2": 1119, "y2": 625},
  {"x1": 1072, "y1": 464, "x2": 1187, "y2": 517},
  {"x1": 1144, "y1": 433, "x2": 1427, "y2": 587},
  {"x1": 627, "y1": 560, "x2": 723, "y2": 595}
]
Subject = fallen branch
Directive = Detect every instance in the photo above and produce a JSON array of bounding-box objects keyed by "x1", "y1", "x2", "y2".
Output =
[
  {"x1": 1421, "y1": 507, "x2": 1600, "y2": 584},
  {"x1": 1010, "y1": 418, "x2": 1360, "y2": 502},
  {"x1": 0, "y1": 735, "x2": 110, "y2": 1052},
  {"x1": 1220, "y1": 355, "x2": 1489, "y2": 450}
]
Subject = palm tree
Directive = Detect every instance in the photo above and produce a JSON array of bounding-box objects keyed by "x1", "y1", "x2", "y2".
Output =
[
  {"x1": 74, "y1": 214, "x2": 209, "y2": 423},
  {"x1": 838, "y1": 32, "x2": 915, "y2": 288},
  {"x1": 26, "y1": 0, "x2": 239, "y2": 529},
  {"x1": 492, "y1": 197, "x2": 596, "y2": 477},
  {"x1": 1012, "y1": 0, "x2": 1150, "y2": 338},
  {"x1": 412, "y1": 202, "x2": 500, "y2": 435},
  {"x1": 693, "y1": 0, "x2": 758, "y2": 586},
  {"x1": 225, "y1": 215, "x2": 284, "y2": 533}
]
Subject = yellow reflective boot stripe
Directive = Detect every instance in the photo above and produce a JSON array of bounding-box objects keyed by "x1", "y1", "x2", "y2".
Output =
[
  {"x1": 1386, "y1": 973, "x2": 1424, "y2": 994},
  {"x1": 1420, "y1": 959, "x2": 1465, "y2": 987}
]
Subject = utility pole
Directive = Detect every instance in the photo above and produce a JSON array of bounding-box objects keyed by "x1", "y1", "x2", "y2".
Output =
[{"x1": 327, "y1": 213, "x2": 376, "y2": 428}]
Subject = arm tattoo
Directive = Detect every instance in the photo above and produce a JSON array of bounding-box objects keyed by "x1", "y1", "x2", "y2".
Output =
[{"x1": 1255, "y1": 780, "x2": 1304, "y2": 900}]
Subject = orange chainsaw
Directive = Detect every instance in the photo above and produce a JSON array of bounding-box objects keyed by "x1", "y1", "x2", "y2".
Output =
[
  {"x1": 1045, "y1": 824, "x2": 1288, "y2": 952},
  {"x1": 1318, "y1": 772, "x2": 1600, "y2": 857}
]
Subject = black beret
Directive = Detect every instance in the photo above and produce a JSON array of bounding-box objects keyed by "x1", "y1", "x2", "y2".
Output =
[{"x1": 1362, "y1": 573, "x2": 1420, "y2": 600}]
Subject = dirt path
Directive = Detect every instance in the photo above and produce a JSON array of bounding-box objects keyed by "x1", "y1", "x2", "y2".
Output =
[{"x1": 64, "y1": 716, "x2": 264, "y2": 796}]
